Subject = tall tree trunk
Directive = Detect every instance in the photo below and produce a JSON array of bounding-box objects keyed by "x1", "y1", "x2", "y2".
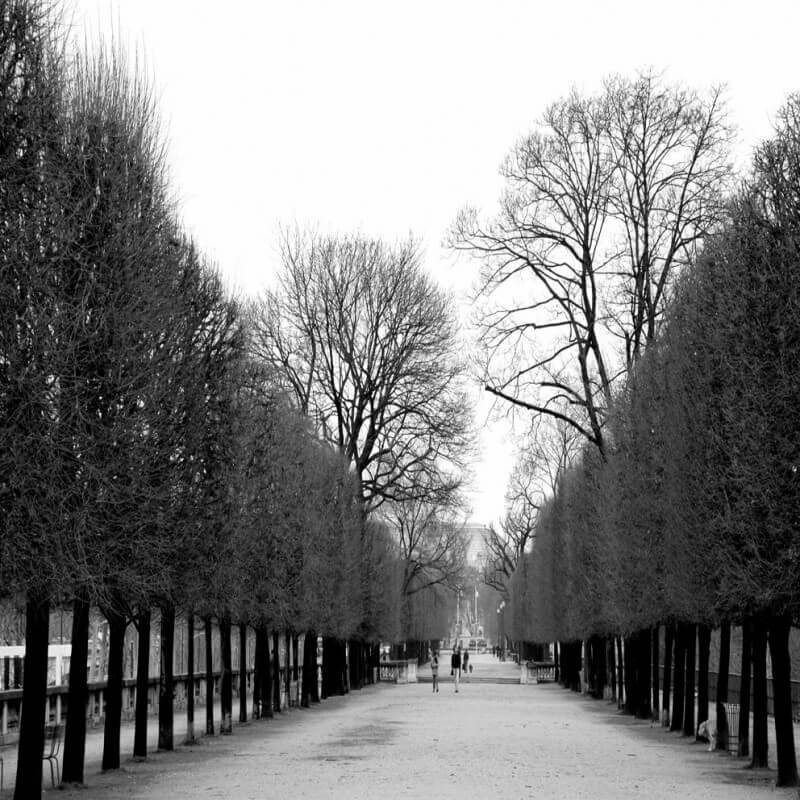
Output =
[
  {"x1": 624, "y1": 634, "x2": 637, "y2": 715},
  {"x1": 285, "y1": 631, "x2": 292, "y2": 704},
  {"x1": 662, "y1": 624, "x2": 673, "y2": 727},
  {"x1": 272, "y1": 631, "x2": 281, "y2": 712},
  {"x1": 62, "y1": 590, "x2": 90, "y2": 784},
  {"x1": 738, "y1": 618, "x2": 752, "y2": 757},
  {"x1": 696, "y1": 623, "x2": 711, "y2": 738},
  {"x1": 185, "y1": 612, "x2": 195, "y2": 743},
  {"x1": 204, "y1": 616, "x2": 215, "y2": 735},
  {"x1": 158, "y1": 604, "x2": 175, "y2": 751},
  {"x1": 636, "y1": 629, "x2": 651, "y2": 720},
  {"x1": 671, "y1": 623, "x2": 686, "y2": 733},
  {"x1": 750, "y1": 613, "x2": 769, "y2": 768},
  {"x1": 254, "y1": 625, "x2": 271, "y2": 718},
  {"x1": 263, "y1": 627, "x2": 273, "y2": 715},
  {"x1": 301, "y1": 631, "x2": 314, "y2": 707},
  {"x1": 219, "y1": 619, "x2": 232, "y2": 734},
  {"x1": 582, "y1": 637, "x2": 591, "y2": 695},
  {"x1": 683, "y1": 623, "x2": 696, "y2": 737},
  {"x1": 339, "y1": 639, "x2": 349, "y2": 694},
  {"x1": 14, "y1": 594, "x2": 50, "y2": 800},
  {"x1": 101, "y1": 608, "x2": 126, "y2": 770},
  {"x1": 716, "y1": 620, "x2": 730, "y2": 751},
  {"x1": 322, "y1": 636, "x2": 333, "y2": 699},
  {"x1": 767, "y1": 613, "x2": 798, "y2": 786},
  {"x1": 133, "y1": 608, "x2": 151, "y2": 758},
  {"x1": 311, "y1": 633, "x2": 320, "y2": 702},
  {"x1": 651, "y1": 625, "x2": 660, "y2": 722},
  {"x1": 608, "y1": 637, "x2": 617, "y2": 703},
  {"x1": 239, "y1": 623, "x2": 248, "y2": 723},
  {"x1": 554, "y1": 640, "x2": 560, "y2": 684}
]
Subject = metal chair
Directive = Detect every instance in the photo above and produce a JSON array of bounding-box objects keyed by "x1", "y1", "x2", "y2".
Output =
[{"x1": 43, "y1": 724, "x2": 62, "y2": 788}]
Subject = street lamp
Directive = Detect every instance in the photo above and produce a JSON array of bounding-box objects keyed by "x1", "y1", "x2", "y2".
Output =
[{"x1": 497, "y1": 600, "x2": 506, "y2": 661}]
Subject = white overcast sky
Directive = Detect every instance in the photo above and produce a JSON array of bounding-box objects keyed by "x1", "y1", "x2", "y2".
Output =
[{"x1": 74, "y1": 0, "x2": 800, "y2": 526}]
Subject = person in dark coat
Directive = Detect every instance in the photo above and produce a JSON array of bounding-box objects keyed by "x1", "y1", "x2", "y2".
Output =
[{"x1": 450, "y1": 646, "x2": 461, "y2": 692}]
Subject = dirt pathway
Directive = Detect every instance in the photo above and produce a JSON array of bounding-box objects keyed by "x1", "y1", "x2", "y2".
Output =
[{"x1": 41, "y1": 677, "x2": 797, "y2": 800}]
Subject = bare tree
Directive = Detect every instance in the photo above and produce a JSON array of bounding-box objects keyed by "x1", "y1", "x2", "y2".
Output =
[
  {"x1": 384, "y1": 487, "x2": 468, "y2": 598},
  {"x1": 605, "y1": 71, "x2": 733, "y2": 368},
  {"x1": 250, "y1": 229, "x2": 472, "y2": 514},
  {"x1": 452, "y1": 72, "x2": 732, "y2": 458},
  {"x1": 482, "y1": 419, "x2": 578, "y2": 592},
  {"x1": 453, "y1": 89, "x2": 617, "y2": 454}
]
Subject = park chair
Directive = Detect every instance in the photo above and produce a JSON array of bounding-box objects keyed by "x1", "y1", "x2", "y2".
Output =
[{"x1": 43, "y1": 724, "x2": 62, "y2": 788}]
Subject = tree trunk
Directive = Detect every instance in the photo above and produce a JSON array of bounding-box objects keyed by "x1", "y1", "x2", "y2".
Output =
[
  {"x1": 767, "y1": 613, "x2": 798, "y2": 786},
  {"x1": 13, "y1": 594, "x2": 49, "y2": 800},
  {"x1": 696, "y1": 623, "x2": 711, "y2": 738},
  {"x1": 624, "y1": 634, "x2": 637, "y2": 715},
  {"x1": 62, "y1": 590, "x2": 90, "y2": 783},
  {"x1": 608, "y1": 637, "x2": 617, "y2": 703},
  {"x1": 101, "y1": 608, "x2": 126, "y2": 770},
  {"x1": 322, "y1": 636, "x2": 334, "y2": 699},
  {"x1": 301, "y1": 631, "x2": 315, "y2": 707},
  {"x1": 239, "y1": 623, "x2": 248, "y2": 723},
  {"x1": 204, "y1": 616, "x2": 215, "y2": 735},
  {"x1": 554, "y1": 640, "x2": 560, "y2": 684},
  {"x1": 254, "y1": 625, "x2": 271, "y2": 718},
  {"x1": 263, "y1": 627, "x2": 273, "y2": 715},
  {"x1": 671, "y1": 624, "x2": 685, "y2": 733},
  {"x1": 158, "y1": 604, "x2": 175, "y2": 751},
  {"x1": 311, "y1": 634, "x2": 320, "y2": 702},
  {"x1": 272, "y1": 631, "x2": 282, "y2": 711},
  {"x1": 285, "y1": 631, "x2": 292, "y2": 704},
  {"x1": 662, "y1": 624, "x2": 673, "y2": 727},
  {"x1": 185, "y1": 612, "x2": 195, "y2": 743},
  {"x1": 636, "y1": 628, "x2": 651, "y2": 720},
  {"x1": 716, "y1": 620, "x2": 730, "y2": 751},
  {"x1": 133, "y1": 608, "x2": 151, "y2": 758},
  {"x1": 582, "y1": 637, "x2": 591, "y2": 695},
  {"x1": 738, "y1": 618, "x2": 752, "y2": 757},
  {"x1": 750, "y1": 613, "x2": 769, "y2": 768},
  {"x1": 219, "y1": 619, "x2": 232, "y2": 734},
  {"x1": 651, "y1": 625, "x2": 660, "y2": 722},
  {"x1": 683, "y1": 623, "x2": 696, "y2": 737}
]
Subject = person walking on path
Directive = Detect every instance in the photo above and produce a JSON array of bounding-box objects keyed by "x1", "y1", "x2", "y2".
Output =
[
  {"x1": 431, "y1": 652, "x2": 439, "y2": 693},
  {"x1": 451, "y1": 646, "x2": 461, "y2": 693},
  {"x1": 462, "y1": 648, "x2": 470, "y2": 680}
]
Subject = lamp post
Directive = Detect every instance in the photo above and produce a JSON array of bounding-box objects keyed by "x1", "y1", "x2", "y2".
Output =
[{"x1": 497, "y1": 600, "x2": 506, "y2": 661}]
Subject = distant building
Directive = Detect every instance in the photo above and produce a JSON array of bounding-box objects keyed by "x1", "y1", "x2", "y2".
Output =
[{"x1": 462, "y1": 523, "x2": 491, "y2": 567}]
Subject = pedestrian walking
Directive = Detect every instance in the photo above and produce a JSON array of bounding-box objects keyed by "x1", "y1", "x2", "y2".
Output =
[
  {"x1": 462, "y1": 648, "x2": 470, "y2": 680},
  {"x1": 431, "y1": 651, "x2": 439, "y2": 693},
  {"x1": 451, "y1": 646, "x2": 461, "y2": 692}
]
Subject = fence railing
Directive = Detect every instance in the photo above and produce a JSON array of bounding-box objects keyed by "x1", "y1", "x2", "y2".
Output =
[
  {"x1": 378, "y1": 660, "x2": 417, "y2": 684},
  {"x1": 0, "y1": 666, "x2": 312, "y2": 745}
]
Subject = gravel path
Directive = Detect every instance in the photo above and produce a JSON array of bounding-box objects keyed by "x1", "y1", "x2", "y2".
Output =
[{"x1": 42, "y1": 668, "x2": 795, "y2": 800}]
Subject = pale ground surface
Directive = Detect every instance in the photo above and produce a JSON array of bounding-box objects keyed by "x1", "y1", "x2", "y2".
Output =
[{"x1": 2, "y1": 654, "x2": 797, "y2": 799}]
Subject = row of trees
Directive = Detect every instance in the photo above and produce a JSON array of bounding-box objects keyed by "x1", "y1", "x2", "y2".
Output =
[
  {"x1": 465, "y1": 70, "x2": 800, "y2": 787},
  {"x1": 0, "y1": 3, "x2": 472, "y2": 797}
]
